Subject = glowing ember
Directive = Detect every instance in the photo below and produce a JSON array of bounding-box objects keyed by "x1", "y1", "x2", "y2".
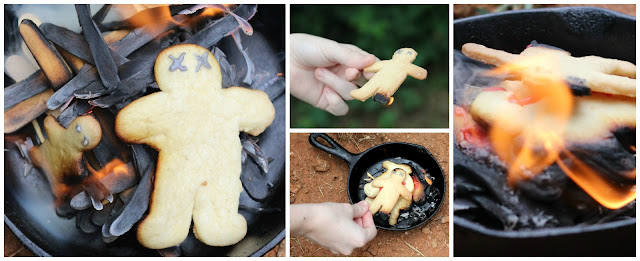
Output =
[{"x1": 480, "y1": 53, "x2": 636, "y2": 209}]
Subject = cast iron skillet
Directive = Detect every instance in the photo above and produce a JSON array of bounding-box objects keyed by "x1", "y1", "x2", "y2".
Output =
[
  {"x1": 454, "y1": 7, "x2": 635, "y2": 256},
  {"x1": 4, "y1": 5, "x2": 285, "y2": 256},
  {"x1": 308, "y1": 133, "x2": 445, "y2": 230}
]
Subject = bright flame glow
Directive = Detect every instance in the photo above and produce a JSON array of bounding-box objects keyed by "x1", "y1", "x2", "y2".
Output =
[{"x1": 485, "y1": 53, "x2": 636, "y2": 209}]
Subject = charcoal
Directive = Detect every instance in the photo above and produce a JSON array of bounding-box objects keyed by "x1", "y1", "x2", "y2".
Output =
[
  {"x1": 99, "y1": 5, "x2": 193, "y2": 31},
  {"x1": 158, "y1": 246, "x2": 181, "y2": 257},
  {"x1": 47, "y1": 64, "x2": 100, "y2": 109},
  {"x1": 82, "y1": 178, "x2": 113, "y2": 210},
  {"x1": 184, "y1": 4, "x2": 257, "y2": 48},
  {"x1": 213, "y1": 47, "x2": 238, "y2": 88},
  {"x1": 56, "y1": 100, "x2": 93, "y2": 128},
  {"x1": 471, "y1": 194, "x2": 519, "y2": 230},
  {"x1": 91, "y1": 201, "x2": 116, "y2": 226},
  {"x1": 241, "y1": 133, "x2": 269, "y2": 174},
  {"x1": 102, "y1": 145, "x2": 155, "y2": 236},
  {"x1": 453, "y1": 197, "x2": 480, "y2": 211},
  {"x1": 101, "y1": 197, "x2": 124, "y2": 241},
  {"x1": 231, "y1": 30, "x2": 255, "y2": 85},
  {"x1": 238, "y1": 205, "x2": 281, "y2": 213},
  {"x1": 40, "y1": 23, "x2": 129, "y2": 66},
  {"x1": 76, "y1": 4, "x2": 120, "y2": 90},
  {"x1": 92, "y1": 108, "x2": 131, "y2": 165},
  {"x1": 119, "y1": 185, "x2": 136, "y2": 203},
  {"x1": 91, "y1": 4, "x2": 112, "y2": 25},
  {"x1": 4, "y1": 71, "x2": 49, "y2": 110},
  {"x1": 454, "y1": 174, "x2": 485, "y2": 194},
  {"x1": 567, "y1": 136, "x2": 636, "y2": 184},
  {"x1": 77, "y1": 209, "x2": 100, "y2": 233},
  {"x1": 515, "y1": 165, "x2": 568, "y2": 202},
  {"x1": 109, "y1": 14, "x2": 188, "y2": 58},
  {"x1": 71, "y1": 163, "x2": 137, "y2": 210}
]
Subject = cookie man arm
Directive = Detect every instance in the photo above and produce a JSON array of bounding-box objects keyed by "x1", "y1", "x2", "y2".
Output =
[
  {"x1": 461, "y1": 43, "x2": 518, "y2": 67},
  {"x1": 405, "y1": 64, "x2": 428, "y2": 80},
  {"x1": 363, "y1": 60, "x2": 389, "y2": 73},
  {"x1": 224, "y1": 87, "x2": 275, "y2": 136},
  {"x1": 115, "y1": 93, "x2": 168, "y2": 149}
]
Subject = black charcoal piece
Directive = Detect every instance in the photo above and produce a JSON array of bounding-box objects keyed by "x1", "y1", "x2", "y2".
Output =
[
  {"x1": 76, "y1": 4, "x2": 120, "y2": 90},
  {"x1": 4, "y1": 71, "x2": 49, "y2": 110},
  {"x1": 55, "y1": 100, "x2": 93, "y2": 128}
]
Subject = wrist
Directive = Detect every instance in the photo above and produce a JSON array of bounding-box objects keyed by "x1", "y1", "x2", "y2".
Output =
[{"x1": 291, "y1": 204, "x2": 320, "y2": 237}]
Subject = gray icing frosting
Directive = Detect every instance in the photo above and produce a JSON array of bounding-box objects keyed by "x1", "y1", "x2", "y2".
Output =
[
  {"x1": 195, "y1": 52, "x2": 212, "y2": 72},
  {"x1": 169, "y1": 52, "x2": 187, "y2": 72}
]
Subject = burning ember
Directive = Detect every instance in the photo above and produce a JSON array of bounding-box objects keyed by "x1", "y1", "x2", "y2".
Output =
[
  {"x1": 4, "y1": 4, "x2": 284, "y2": 256},
  {"x1": 454, "y1": 41, "x2": 636, "y2": 230}
]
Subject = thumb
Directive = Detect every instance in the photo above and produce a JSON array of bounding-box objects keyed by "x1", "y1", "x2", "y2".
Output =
[
  {"x1": 322, "y1": 43, "x2": 376, "y2": 69},
  {"x1": 351, "y1": 201, "x2": 370, "y2": 218}
]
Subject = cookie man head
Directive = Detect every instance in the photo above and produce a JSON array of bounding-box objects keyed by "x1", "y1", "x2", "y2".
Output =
[
  {"x1": 154, "y1": 44, "x2": 221, "y2": 92},
  {"x1": 392, "y1": 48, "x2": 418, "y2": 63}
]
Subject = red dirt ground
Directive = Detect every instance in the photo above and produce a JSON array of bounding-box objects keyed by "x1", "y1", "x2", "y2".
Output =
[{"x1": 290, "y1": 133, "x2": 449, "y2": 257}]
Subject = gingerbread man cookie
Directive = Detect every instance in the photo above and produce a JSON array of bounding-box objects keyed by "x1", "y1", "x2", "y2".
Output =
[
  {"x1": 364, "y1": 161, "x2": 414, "y2": 226},
  {"x1": 350, "y1": 48, "x2": 427, "y2": 105},
  {"x1": 462, "y1": 43, "x2": 636, "y2": 97},
  {"x1": 115, "y1": 44, "x2": 274, "y2": 249},
  {"x1": 369, "y1": 166, "x2": 413, "y2": 215},
  {"x1": 29, "y1": 115, "x2": 102, "y2": 197}
]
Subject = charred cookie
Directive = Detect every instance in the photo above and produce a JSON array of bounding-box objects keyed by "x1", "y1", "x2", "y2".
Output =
[
  {"x1": 115, "y1": 43, "x2": 275, "y2": 249},
  {"x1": 350, "y1": 48, "x2": 427, "y2": 105},
  {"x1": 29, "y1": 115, "x2": 102, "y2": 197}
]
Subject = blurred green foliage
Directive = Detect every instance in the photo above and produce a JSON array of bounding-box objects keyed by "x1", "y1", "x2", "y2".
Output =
[{"x1": 291, "y1": 4, "x2": 449, "y2": 128}]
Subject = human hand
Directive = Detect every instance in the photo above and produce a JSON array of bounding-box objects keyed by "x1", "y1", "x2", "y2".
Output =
[
  {"x1": 290, "y1": 33, "x2": 377, "y2": 116},
  {"x1": 291, "y1": 201, "x2": 377, "y2": 255}
]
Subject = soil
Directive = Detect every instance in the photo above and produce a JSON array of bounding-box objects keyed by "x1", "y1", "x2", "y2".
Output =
[{"x1": 290, "y1": 133, "x2": 449, "y2": 257}]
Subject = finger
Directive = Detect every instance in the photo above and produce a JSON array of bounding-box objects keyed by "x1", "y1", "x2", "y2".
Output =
[
  {"x1": 314, "y1": 86, "x2": 349, "y2": 116},
  {"x1": 315, "y1": 68, "x2": 358, "y2": 100},
  {"x1": 353, "y1": 217, "x2": 363, "y2": 227},
  {"x1": 361, "y1": 211, "x2": 378, "y2": 240},
  {"x1": 351, "y1": 200, "x2": 369, "y2": 218},
  {"x1": 344, "y1": 68, "x2": 361, "y2": 82},
  {"x1": 321, "y1": 42, "x2": 377, "y2": 69}
]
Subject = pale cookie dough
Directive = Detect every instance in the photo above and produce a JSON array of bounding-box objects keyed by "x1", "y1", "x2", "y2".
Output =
[
  {"x1": 115, "y1": 44, "x2": 275, "y2": 249},
  {"x1": 29, "y1": 115, "x2": 102, "y2": 197},
  {"x1": 470, "y1": 83, "x2": 636, "y2": 144},
  {"x1": 350, "y1": 48, "x2": 427, "y2": 104},
  {"x1": 462, "y1": 43, "x2": 636, "y2": 97},
  {"x1": 368, "y1": 163, "x2": 413, "y2": 216}
]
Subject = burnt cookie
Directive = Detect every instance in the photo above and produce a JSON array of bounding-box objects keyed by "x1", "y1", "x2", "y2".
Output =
[
  {"x1": 115, "y1": 44, "x2": 274, "y2": 249},
  {"x1": 29, "y1": 115, "x2": 102, "y2": 197},
  {"x1": 462, "y1": 43, "x2": 636, "y2": 97},
  {"x1": 350, "y1": 48, "x2": 427, "y2": 105},
  {"x1": 369, "y1": 164, "x2": 413, "y2": 217}
]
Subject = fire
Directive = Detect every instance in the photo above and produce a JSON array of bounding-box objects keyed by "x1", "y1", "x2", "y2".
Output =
[
  {"x1": 484, "y1": 54, "x2": 636, "y2": 209},
  {"x1": 88, "y1": 158, "x2": 130, "y2": 180},
  {"x1": 113, "y1": 4, "x2": 230, "y2": 31}
]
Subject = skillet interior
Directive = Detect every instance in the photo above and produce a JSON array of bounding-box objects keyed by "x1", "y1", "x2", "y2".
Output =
[{"x1": 347, "y1": 143, "x2": 446, "y2": 230}]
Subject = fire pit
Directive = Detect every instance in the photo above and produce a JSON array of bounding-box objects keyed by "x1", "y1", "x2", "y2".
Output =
[
  {"x1": 4, "y1": 4, "x2": 284, "y2": 256},
  {"x1": 453, "y1": 7, "x2": 635, "y2": 256}
]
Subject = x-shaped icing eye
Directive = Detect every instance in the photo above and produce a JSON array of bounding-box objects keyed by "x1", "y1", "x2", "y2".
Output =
[
  {"x1": 396, "y1": 50, "x2": 403, "y2": 54},
  {"x1": 169, "y1": 52, "x2": 187, "y2": 72},
  {"x1": 407, "y1": 51, "x2": 413, "y2": 55},
  {"x1": 195, "y1": 52, "x2": 212, "y2": 72}
]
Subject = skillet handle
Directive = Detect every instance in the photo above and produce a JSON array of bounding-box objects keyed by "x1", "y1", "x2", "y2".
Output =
[{"x1": 308, "y1": 133, "x2": 357, "y2": 165}]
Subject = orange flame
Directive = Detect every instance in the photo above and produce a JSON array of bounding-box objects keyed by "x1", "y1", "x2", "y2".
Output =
[
  {"x1": 88, "y1": 158, "x2": 130, "y2": 180},
  {"x1": 485, "y1": 54, "x2": 636, "y2": 209},
  {"x1": 113, "y1": 4, "x2": 229, "y2": 32}
]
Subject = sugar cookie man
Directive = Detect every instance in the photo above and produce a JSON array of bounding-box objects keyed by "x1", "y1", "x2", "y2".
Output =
[
  {"x1": 350, "y1": 48, "x2": 427, "y2": 105},
  {"x1": 369, "y1": 167, "x2": 413, "y2": 215},
  {"x1": 30, "y1": 115, "x2": 102, "y2": 198},
  {"x1": 115, "y1": 44, "x2": 275, "y2": 249}
]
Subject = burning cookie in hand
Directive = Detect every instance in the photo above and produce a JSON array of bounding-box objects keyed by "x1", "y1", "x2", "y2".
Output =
[
  {"x1": 350, "y1": 48, "x2": 427, "y2": 105},
  {"x1": 115, "y1": 43, "x2": 274, "y2": 249},
  {"x1": 29, "y1": 115, "x2": 102, "y2": 198}
]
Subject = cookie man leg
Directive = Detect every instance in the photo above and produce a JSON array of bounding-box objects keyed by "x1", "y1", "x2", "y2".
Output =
[
  {"x1": 192, "y1": 136, "x2": 247, "y2": 246},
  {"x1": 136, "y1": 151, "x2": 196, "y2": 249}
]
